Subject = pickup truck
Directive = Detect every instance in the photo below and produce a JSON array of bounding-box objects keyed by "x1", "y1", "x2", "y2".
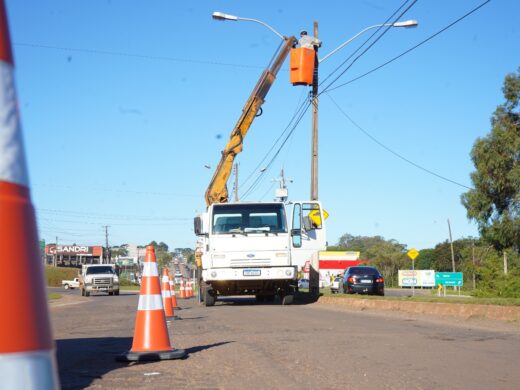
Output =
[
  {"x1": 62, "y1": 277, "x2": 80, "y2": 290},
  {"x1": 79, "y1": 264, "x2": 120, "y2": 296}
]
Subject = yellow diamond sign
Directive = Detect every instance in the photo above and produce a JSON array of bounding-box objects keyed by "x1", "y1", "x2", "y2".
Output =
[
  {"x1": 308, "y1": 209, "x2": 329, "y2": 226},
  {"x1": 407, "y1": 248, "x2": 419, "y2": 261}
]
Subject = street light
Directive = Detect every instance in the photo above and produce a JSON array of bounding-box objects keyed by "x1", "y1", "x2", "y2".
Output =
[
  {"x1": 212, "y1": 11, "x2": 285, "y2": 41},
  {"x1": 319, "y1": 20, "x2": 418, "y2": 62}
]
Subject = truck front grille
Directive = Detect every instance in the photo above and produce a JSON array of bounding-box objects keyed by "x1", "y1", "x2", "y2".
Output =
[
  {"x1": 230, "y1": 259, "x2": 271, "y2": 267},
  {"x1": 92, "y1": 277, "x2": 111, "y2": 285}
]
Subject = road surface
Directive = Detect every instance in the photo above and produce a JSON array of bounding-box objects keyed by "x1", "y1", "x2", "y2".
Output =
[{"x1": 48, "y1": 289, "x2": 520, "y2": 389}]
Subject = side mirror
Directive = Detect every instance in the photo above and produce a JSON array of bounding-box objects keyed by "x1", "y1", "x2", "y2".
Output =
[{"x1": 194, "y1": 216, "x2": 203, "y2": 236}]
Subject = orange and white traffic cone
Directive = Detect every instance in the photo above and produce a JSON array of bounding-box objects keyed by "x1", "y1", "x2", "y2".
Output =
[
  {"x1": 0, "y1": 2, "x2": 60, "y2": 387},
  {"x1": 179, "y1": 279, "x2": 186, "y2": 299},
  {"x1": 168, "y1": 274, "x2": 179, "y2": 310},
  {"x1": 161, "y1": 268, "x2": 175, "y2": 319},
  {"x1": 116, "y1": 246, "x2": 186, "y2": 361},
  {"x1": 188, "y1": 280, "x2": 194, "y2": 298}
]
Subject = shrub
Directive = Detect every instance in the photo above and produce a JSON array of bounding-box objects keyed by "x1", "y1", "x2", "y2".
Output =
[{"x1": 45, "y1": 266, "x2": 80, "y2": 287}]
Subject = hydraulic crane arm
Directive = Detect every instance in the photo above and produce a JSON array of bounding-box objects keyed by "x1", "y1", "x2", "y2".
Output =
[{"x1": 205, "y1": 36, "x2": 296, "y2": 206}]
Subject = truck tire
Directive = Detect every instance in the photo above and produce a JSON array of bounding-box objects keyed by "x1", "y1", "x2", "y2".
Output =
[
  {"x1": 81, "y1": 288, "x2": 85, "y2": 297},
  {"x1": 85, "y1": 290, "x2": 90, "y2": 297},
  {"x1": 204, "y1": 288, "x2": 215, "y2": 307},
  {"x1": 255, "y1": 295, "x2": 265, "y2": 303},
  {"x1": 109, "y1": 292, "x2": 113, "y2": 296},
  {"x1": 115, "y1": 290, "x2": 120, "y2": 296},
  {"x1": 281, "y1": 294, "x2": 294, "y2": 305},
  {"x1": 265, "y1": 295, "x2": 275, "y2": 302},
  {"x1": 64, "y1": 284, "x2": 69, "y2": 290}
]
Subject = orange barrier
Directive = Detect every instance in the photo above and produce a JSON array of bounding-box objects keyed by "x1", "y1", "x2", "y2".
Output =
[
  {"x1": 0, "y1": 1, "x2": 60, "y2": 387},
  {"x1": 161, "y1": 268, "x2": 174, "y2": 318},
  {"x1": 116, "y1": 246, "x2": 186, "y2": 361}
]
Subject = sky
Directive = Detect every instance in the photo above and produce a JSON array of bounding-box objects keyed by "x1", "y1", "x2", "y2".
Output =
[{"x1": 6, "y1": 0, "x2": 520, "y2": 251}]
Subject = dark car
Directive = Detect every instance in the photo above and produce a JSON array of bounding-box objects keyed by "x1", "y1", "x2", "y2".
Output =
[{"x1": 342, "y1": 266, "x2": 384, "y2": 296}]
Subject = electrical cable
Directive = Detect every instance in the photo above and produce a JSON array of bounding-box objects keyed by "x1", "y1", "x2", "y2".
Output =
[
  {"x1": 326, "y1": 92, "x2": 472, "y2": 189},
  {"x1": 319, "y1": 0, "x2": 416, "y2": 88},
  {"x1": 320, "y1": 0, "x2": 419, "y2": 95},
  {"x1": 14, "y1": 42, "x2": 265, "y2": 69},
  {"x1": 326, "y1": 0, "x2": 492, "y2": 92}
]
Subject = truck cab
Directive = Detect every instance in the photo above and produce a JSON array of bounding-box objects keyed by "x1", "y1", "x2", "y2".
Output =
[{"x1": 195, "y1": 201, "x2": 326, "y2": 306}]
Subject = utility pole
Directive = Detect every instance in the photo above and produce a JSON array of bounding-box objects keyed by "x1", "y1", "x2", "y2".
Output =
[
  {"x1": 103, "y1": 225, "x2": 110, "y2": 264},
  {"x1": 310, "y1": 20, "x2": 319, "y2": 201},
  {"x1": 274, "y1": 168, "x2": 293, "y2": 202},
  {"x1": 54, "y1": 236, "x2": 58, "y2": 267},
  {"x1": 447, "y1": 219, "x2": 456, "y2": 272},
  {"x1": 503, "y1": 251, "x2": 508, "y2": 275},
  {"x1": 233, "y1": 162, "x2": 239, "y2": 202}
]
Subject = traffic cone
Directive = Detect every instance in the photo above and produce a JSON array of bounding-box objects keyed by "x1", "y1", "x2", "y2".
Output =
[
  {"x1": 179, "y1": 279, "x2": 186, "y2": 299},
  {"x1": 169, "y1": 274, "x2": 180, "y2": 310},
  {"x1": 116, "y1": 246, "x2": 186, "y2": 361},
  {"x1": 0, "y1": 2, "x2": 60, "y2": 387},
  {"x1": 161, "y1": 268, "x2": 175, "y2": 319},
  {"x1": 188, "y1": 280, "x2": 193, "y2": 298}
]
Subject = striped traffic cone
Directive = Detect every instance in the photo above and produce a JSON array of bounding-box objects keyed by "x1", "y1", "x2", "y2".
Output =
[
  {"x1": 168, "y1": 274, "x2": 179, "y2": 310},
  {"x1": 179, "y1": 279, "x2": 186, "y2": 299},
  {"x1": 161, "y1": 268, "x2": 175, "y2": 319},
  {"x1": 116, "y1": 246, "x2": 186, "y2": 361},
  {"x1": 187, "y1": 280, "x2": 193, "y2": 298},
  {"x1": 0, "y1": 2, "x2": 60, "y2": 388}
]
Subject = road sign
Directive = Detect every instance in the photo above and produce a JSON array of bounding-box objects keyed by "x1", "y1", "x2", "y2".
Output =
[
  {"x1": 435, "y1": 272, "x2": 463, "y2": 286},
  {"x1": 308, "y1": 209, "x2": 329, "y2": 226},
  {"x1": 407, "y1": 248, "x2": 419, "y2": 261}
]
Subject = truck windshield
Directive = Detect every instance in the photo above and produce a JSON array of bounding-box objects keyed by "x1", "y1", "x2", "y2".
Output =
[
  {"x1": 86, "y1": 266, "x2": 114, "y2": 275},
  {"x1": 212, "y1": 203, "x2": 287, "y2": 235}
]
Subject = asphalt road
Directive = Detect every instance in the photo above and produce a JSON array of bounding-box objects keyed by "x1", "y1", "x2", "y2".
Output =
[{"x1": 48, "y1": 290, "x2": 520, "y2": 389}]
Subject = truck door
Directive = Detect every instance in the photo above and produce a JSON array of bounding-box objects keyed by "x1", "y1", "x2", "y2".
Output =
[{"x1": 290, "y1": 201, "x2": 327, "y2": 271}]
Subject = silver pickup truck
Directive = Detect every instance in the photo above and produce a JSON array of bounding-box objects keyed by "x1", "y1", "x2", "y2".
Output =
[{"x1": 79, "y1": 264, "x2": 120, "y2": 296}]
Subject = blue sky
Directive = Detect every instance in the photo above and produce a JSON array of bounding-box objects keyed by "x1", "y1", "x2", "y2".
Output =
[{"x1": 6, "y1": 0, "x2": 519, "y2": 251}]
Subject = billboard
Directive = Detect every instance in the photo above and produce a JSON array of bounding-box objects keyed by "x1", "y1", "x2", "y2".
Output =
[
  {"x1": 45, "y1": 245, "x2": 103, "y2": 256},
  {"x1": 398, "y1": 270, "x2": 436, "y2": 287}
]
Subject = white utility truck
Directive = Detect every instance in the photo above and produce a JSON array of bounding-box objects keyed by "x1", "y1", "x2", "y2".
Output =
[
  {"x1": 194, "y1": 201, "x2": 326, "y2": 305},
  {"x1": 79, "y1": 264, "x2": 119, "y2": 296},
  {"x1": 194, "y1": 35, "x2": 327, "y2": 306}
]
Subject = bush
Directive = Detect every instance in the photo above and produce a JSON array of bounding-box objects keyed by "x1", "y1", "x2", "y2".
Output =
[
  {"x1": 119, "y1": 277, "x2": 140, "y2": 287},
  {"x1": 45, "y1": 266, "x2": 80, "y2": 287},
  {"x1": 473, "y1": 275, "x2": 520, "y2": 298}
]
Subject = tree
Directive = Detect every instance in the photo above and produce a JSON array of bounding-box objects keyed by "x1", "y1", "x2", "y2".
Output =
[{"x1": 461, "y1": 68, "x2": 520, "y2": 253}]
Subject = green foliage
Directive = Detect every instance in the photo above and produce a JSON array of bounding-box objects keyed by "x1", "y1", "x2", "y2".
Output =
[
  {"x1": 119, "y1": 277, "x2": 140, "y2": 287},
  {"x1": 335, "y1": 234, "x2": 408, "y2": 287},
  {"x1": 45, "y1": 266, "x2": 79, "y2": 287},
  {"x1": 415, "y1": 248, "x2": 434, "y2": 270},
  {"x1": 461, "y1": 67, "x2": 520, "y2": 253}
]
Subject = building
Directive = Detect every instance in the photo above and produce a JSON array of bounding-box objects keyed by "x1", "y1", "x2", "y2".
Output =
[
  {"x1": 318, "y1": 251, "x2": 369, "y2": 285},
  {"x1": 45, "y1": 244, "x2": 105, "y2": 267}
]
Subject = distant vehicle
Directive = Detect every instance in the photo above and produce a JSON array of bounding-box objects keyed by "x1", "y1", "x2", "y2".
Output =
[
  {"x1": 330, "y1": 277, "x2": 342, "y2": 294},
  {"x1": 62, "y1": 277, "x2": 80, "y2": 290},
  {"x1": 298, "y1": 279, "x2": 310, "y2": 289},
  {"x1": 342, "y1": 266, "x2": 384, "y2": 296},
  {"x1": 79, "y1": 264, "x2": 119, "y2": 297}
]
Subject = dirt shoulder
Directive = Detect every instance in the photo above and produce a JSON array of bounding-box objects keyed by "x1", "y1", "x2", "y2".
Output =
[{"x1": 317, "y1": 295, "x2": 520, "y2": 323}]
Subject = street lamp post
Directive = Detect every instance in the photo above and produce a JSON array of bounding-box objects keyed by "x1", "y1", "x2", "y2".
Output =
[{"x1": 212, "y1": 12, "x2": 418, "y2": 200}]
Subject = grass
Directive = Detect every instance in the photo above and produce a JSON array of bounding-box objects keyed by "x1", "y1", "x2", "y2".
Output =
[
  {"x1": 320, "y1": 289, "x2": 520, "y2": 306},
  {"x1": 48, "y1": 293, "x2": 62, "y2": 300},
  {"x1": 45, "y1": 266, "x2": 79, "y2": 287}
]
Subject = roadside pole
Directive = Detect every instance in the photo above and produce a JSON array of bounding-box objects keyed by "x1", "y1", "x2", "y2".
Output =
[{"x1": 407, "y1": 248, "x2": 419, "y2": 297}]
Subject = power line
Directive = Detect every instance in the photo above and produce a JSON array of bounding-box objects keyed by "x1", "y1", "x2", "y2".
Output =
[
  {"x1": 326, "y1": 0, "x2": 492, "y2": 92},
  {"x1": 319, "y1": 0, "x2": 416, "y2": 88},
  {"x1": 36, "y1": 208, "x2": 191, "y2": 221},
  {"x1": 326, "y1": 92, "x2": 472, "y2": 190},
  {"x1": 14, "y1": 42, "x2": 265, "y2": 70}
]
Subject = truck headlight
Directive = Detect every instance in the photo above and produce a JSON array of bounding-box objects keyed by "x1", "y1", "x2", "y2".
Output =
[
  {"x1": 276, "y1": 252, "x2": 288, "y2": 257},
  {"x1": 213, "y1": 254, "x2": 226, "y2": 259},
  {"x1": 285, "y1": 269, "x2": 293, "y2": 276},
  {"x1": 211, "y1": 271, "x2": 217, "y2": 278}
]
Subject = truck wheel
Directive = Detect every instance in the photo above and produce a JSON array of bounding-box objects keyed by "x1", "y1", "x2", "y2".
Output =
[
  {"x1": 64, "y1": 284, "x2": 69, "y2": 290},
  {"x1": 199, "y1": 286, "x2": 204, "y2": 302},
  {"x1": 85, "y1": 291, "x2": 90, "y2": 297},
  {"x1": 282, "y1": 294, "x2": 294, "y2": 305},
  {"x1": 204, "y1": 288, "x2": 215, "y2": 307},
  {"x1": 81, "y1": 288, "x2": 85, "y2": 296},
  {"x1": 115, "y1": 290, "x2": 120, "y2": 296},
  {"x1": 255, "y1": 295, "x2": 265, "y2": 303},
  {"x1": 265, "y1": 295, "x2": 275, "y2": 302},
  {"x1": 108, "y1": 292, "x2": 113, "y2": 296}
]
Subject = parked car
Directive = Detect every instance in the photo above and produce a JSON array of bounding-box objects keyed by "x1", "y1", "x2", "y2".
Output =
[
  {"x1": 330, "y1": 277, "x2": 342, "y2": 294},
  {"x1": 342, "y1": 266, "x2": 384, "y2": 296},
  {"x1": 298, "y1": 279, "x2": 310, "y2": 289},
  {"x1": 62, "y1": 277, "x2": 80, "y2": 290}
]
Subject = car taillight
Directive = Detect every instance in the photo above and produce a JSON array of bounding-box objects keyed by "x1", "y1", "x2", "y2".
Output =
[
  {"x1": 376, "y1": 277, "x2": 384, "y2": 283},
  {"x1": 347, "y1": 277, "x2": 354, "y2": 283}
]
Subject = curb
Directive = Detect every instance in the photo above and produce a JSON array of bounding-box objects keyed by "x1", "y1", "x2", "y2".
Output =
[{"x1": 317, "y1": 296, "x2": 520, "y2": 322}]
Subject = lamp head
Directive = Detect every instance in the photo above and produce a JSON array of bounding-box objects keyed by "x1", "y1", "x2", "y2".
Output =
[{"x1": 393, "y1": 19, "x2": 418, "y2": 28}]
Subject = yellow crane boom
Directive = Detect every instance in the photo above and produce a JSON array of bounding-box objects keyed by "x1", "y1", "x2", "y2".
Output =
[{"x1": 205, "y1": 37, "x2": 295, "y2": 206}]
